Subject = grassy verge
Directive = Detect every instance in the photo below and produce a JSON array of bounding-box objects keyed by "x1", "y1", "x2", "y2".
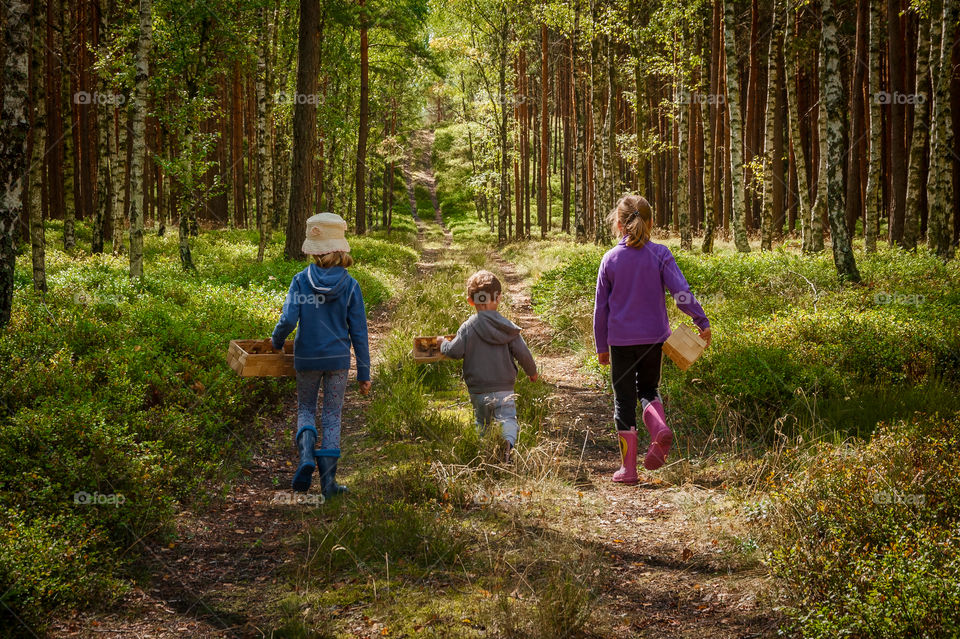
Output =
[
  {"x1": 270, "y1": 222, "x2": 603, "y2": 638},
  {"x1": 1, "y1": 222, "x2": 417, "y2": 631},
  {"x1": 433, "y1": 117, "x2": 960, "y2": 636}
]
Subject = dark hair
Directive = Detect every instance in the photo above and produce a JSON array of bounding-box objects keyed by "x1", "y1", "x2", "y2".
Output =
[
  {"x1": 607, "y1": 194, "x2": 653, "y2": 248},
  {"x1": 466, "y1": 270, "x2": 502, "y2": 305}
]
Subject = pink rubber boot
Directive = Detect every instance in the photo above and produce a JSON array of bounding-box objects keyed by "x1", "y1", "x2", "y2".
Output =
[
  {"x1": 643, "y1": 399, "x2": 673, "y2": 471},
  {"x1": 612, "y1": 429, "x2": 639, "y2": 484}
]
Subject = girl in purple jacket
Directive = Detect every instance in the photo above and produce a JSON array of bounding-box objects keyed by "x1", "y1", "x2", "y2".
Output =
[{"x1": 593, "y1": 195, "x2": 712, "y2": 483}]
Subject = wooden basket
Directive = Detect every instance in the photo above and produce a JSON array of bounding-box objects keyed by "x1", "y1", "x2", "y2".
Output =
[
  {"x1": 412, "y1": 335, "x2": 456, "y2": 363},
  {"x1": 663, "y1": 324, "x2": 706, "y2": 371},
  {"x1": 227, "y1": 339, "x2": 296, "y2": 377}
]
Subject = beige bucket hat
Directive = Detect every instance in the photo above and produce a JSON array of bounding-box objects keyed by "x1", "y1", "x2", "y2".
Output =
[{"x1": 301, "y1": 212, "x2": 351, "y2": 255}]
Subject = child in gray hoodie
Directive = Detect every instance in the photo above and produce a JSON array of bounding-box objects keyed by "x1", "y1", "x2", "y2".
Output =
[{"x1": 440, "y1": 271, "x2": 538, "y2": 459}]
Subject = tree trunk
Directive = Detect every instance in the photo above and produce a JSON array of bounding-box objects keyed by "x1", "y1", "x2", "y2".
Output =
[
  {"x1": 702, "y1": 0, "x2": 722, "y2": 253},
  {"x1": 0, "y1": 0, "x2": 31, "y2": 327},
  {"x1": 256, "y1": 6, "x2": 275, "y2": 262},
  {"x1": 539, "y1": 23, "x2": 549, "y2": 239},
  {"x1": 864, "y1": 0, "x2": 883, "y2": 252},
  {"x1": 724, "y1": 0, "x2": 750, "y2": 252},
  {"x1": 744, "y1": 0, "x2": 762, "y2": 231},
  {"x1": 128, "y1": 0, "x2": 152, "y2": 279},
  {"x1": 808, "y1": 26, "x2": 827, "y2": 253},
  {"x1": 285, "y1": 0, "x2": 321, "y2": 259},
  {"x1": 904, "y1": 1, "x2": 932, "y2": 250},
  {"x1": 677, "y1": 83, "x2": 691, "y2": 250},
  {"x1": 761, "y1": 1, "x2": 781, "y2": 251},
  {"x1": 822, "y1": 0, "x2": 861, "y2": 281},
  {"x1": 845, "y1": 0, "x2": 868, "y2": 241},
  {"x1": 111, "y1": 107, "x2": 127, "y2": 254},
  {"x1": 886, "y1": 0, "x2": 908, "y2": 245},
  {"x1": 355, "y1": 0, "x2": 368, "y2": 235},
  {"x1": 91, "y1": 1, "x2": 111, "y2": 252},
  {"x1": 28, "y1": 0, "x2": 47, "y2": 293},
  {"x1": 927, "y1": 0, "x2": 958, "y2": 257}
]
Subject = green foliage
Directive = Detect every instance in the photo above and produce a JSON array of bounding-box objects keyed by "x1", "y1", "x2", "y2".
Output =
[
  {"x1": 531, "y1": 242, "x2": 960, "y2": 440},
  {"x1": 757, "y1": 413, "x2": 960, "y2": 638},
  {"x1": 2, "y1": 223, "x2": 414, "y2": 629}
]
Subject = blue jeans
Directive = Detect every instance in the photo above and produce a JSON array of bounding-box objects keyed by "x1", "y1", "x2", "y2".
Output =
[
  {"x1": 469, "y1": 390, "x2": 519, "y2": 446},
  {"x1": 296, "y1": 369, "x2": 348, "y2": 450}
]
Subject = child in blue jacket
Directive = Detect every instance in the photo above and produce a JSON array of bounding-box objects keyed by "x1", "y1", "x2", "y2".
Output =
[{"x1": 272, "y1": 213, "x2": 371, "y2": 496}]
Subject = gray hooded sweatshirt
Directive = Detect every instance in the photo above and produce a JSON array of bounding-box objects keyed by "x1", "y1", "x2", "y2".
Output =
[{"x1": 440, "y1": 310, "x2": 538, "y2": 394}]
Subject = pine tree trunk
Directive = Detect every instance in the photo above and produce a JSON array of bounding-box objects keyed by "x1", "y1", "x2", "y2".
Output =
[
  {"x1": 128, "y1": 0, "x2": 151, "y2": 279},
  {"x1": 677, "y1": 83, "x2": 692, "y2": 250},
  {"x1": 886, "y1": 0, "x2": 908, "y2": 245},
  {"x1": 497, "y1": 15, "x2": 509, "y2": 244},
  {"x1": 0, "y1": 0, "x2": 31, "y2": 327},
  {"x1": 92, "y1": 55, "x2": 113, "y2": 254},
  {"x1": 540, "y1": 23, "x2": 549, "y2": 239},
  {"x1": 845, "y1": 0, "x2": 868, "y2": 240},
  {"x1": 355, "y1": 0, "x2": 368, "y2": 235},
  {"x1": 926, "y1": 0, "x2": 958, "y2": 257},
  {"x1": 822, "y1": 0, "x2": 861, "y2": 281},
  {"x1": 724, "y1": 0, "x2": 750, "y2": 252},
  {"x1": 864, "y1": 0, "x2": 883, "y2": 252},
  {"x1": 761, "y1": 1, "x2": 781, "y2": 251},
  {"x1": 285, "y1": 0, "x2": 321, "y2": 259},
  {"x1": 904, "y1": 1, "x2": 932, "y2": 250}
]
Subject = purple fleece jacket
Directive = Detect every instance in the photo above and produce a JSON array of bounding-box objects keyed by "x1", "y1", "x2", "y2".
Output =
[{"x1": 593, "y1": 238, "x2": 710, "y2": 353}]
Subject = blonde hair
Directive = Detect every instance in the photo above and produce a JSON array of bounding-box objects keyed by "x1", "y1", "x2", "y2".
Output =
[
  {"x1": 607, "y1": 194, "x2": 653, "y2": 248},
  {"x1": 466, "y1": 270, "x2": 502, "y2": 305},
  {"x1": 312, "y1": 251, "x2": 354, "y2": 268}
]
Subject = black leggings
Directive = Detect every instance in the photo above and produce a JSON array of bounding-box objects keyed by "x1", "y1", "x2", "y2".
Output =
[{"x1": 610, "y1": 343, "x2": 663, "y2": 431}]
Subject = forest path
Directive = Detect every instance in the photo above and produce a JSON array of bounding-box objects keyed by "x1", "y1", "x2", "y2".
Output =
[
  {"x1": 52, "y1": 323, "x2": 396, "y2": 638},
  {"x1": 490, "y1": 250, "x2": 775, "y2": 637}
]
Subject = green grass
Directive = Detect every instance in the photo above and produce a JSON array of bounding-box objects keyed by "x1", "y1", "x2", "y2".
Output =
[
  {"x1": 526, "y1": 240, "x2": 960, "y2": 443},
  {"x1": 1, "y1": 221, "x2": 417, "y2": 631}
]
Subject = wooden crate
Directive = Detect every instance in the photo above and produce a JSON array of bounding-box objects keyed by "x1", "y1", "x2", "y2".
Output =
[
  {"x1": 227, "y1": 339, "x2": 296, "y2": 377},
  {"x1": 663, "y1": 324, "x2": 706, "y2": 371},
  {"x1": 412, "y1": 335, "x2": 456, "y2": 363}
]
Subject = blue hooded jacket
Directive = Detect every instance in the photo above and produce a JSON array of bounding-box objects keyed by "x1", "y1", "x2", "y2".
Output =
[{"x1": 271, "y1": 264, "x2": 370, "y2": 380}]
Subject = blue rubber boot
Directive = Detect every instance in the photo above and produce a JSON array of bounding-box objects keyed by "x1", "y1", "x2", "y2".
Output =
[
  {"x1": 291, "y1": 427, "x2": 317, "y2": 492},
  {"x1": 315, "y1": 449, "x2": 348, "y2": 497}
]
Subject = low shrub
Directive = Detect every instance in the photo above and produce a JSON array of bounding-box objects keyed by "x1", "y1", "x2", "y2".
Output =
[{"x1": 756, "y1": 412, "x2": 960, "y2": 638}]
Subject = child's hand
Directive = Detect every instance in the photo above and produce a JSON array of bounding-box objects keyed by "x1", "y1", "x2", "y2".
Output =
[
  {"x1": 699, "y1": 328, "x2": 712, "y2": 348},
  {"x1": 597, "y1": 352, "x2": 610, "y2": 366},
  {"x1": 358, "y1": 380, "x2": 372, "y2": 395}
]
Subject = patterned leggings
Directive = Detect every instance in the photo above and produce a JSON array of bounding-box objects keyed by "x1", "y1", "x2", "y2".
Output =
[{"x1": 296, "y1": 369, "x2": 348, "y2": 450}]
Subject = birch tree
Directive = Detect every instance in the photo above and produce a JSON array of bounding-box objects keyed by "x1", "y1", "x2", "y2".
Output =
[
  {"x1": 0, "y1": 0, "x2": 32, "y2": 328},
  {"x1": 822, "y1": 0, "x2": 861, "y2": 281},
  {"x1": 128, "y1": 0, "x2": 153, "y2": 279},
  {"x1": 256, "y1": 6, "x2": 275, "y2": 263},
  {"x1": 903, "y1": 1, "x2": 931, "y2": 251},
  {"x1": 29, "y1": 1, "x2": 47, "y2": 293},
  {"x1": 724, "y1": 0, "x2": 750, "y2": 252},
  {"x1": 760, "y1": 0, "x2": 781, "y2": 251},
  {"x1": 927, "y1": 0, "x2": 958, "y2": 257}
]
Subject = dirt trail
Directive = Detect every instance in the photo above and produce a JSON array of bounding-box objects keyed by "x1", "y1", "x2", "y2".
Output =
[
  {"x1": 404, "y1": 129, "x2": 452, "y2": 251},
  {"x1": 492, "y1": 254, "x2": 774, "y2": 638},
  {"x1": 50, "y1": 130, "x2": 771, "y2": 638}
]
